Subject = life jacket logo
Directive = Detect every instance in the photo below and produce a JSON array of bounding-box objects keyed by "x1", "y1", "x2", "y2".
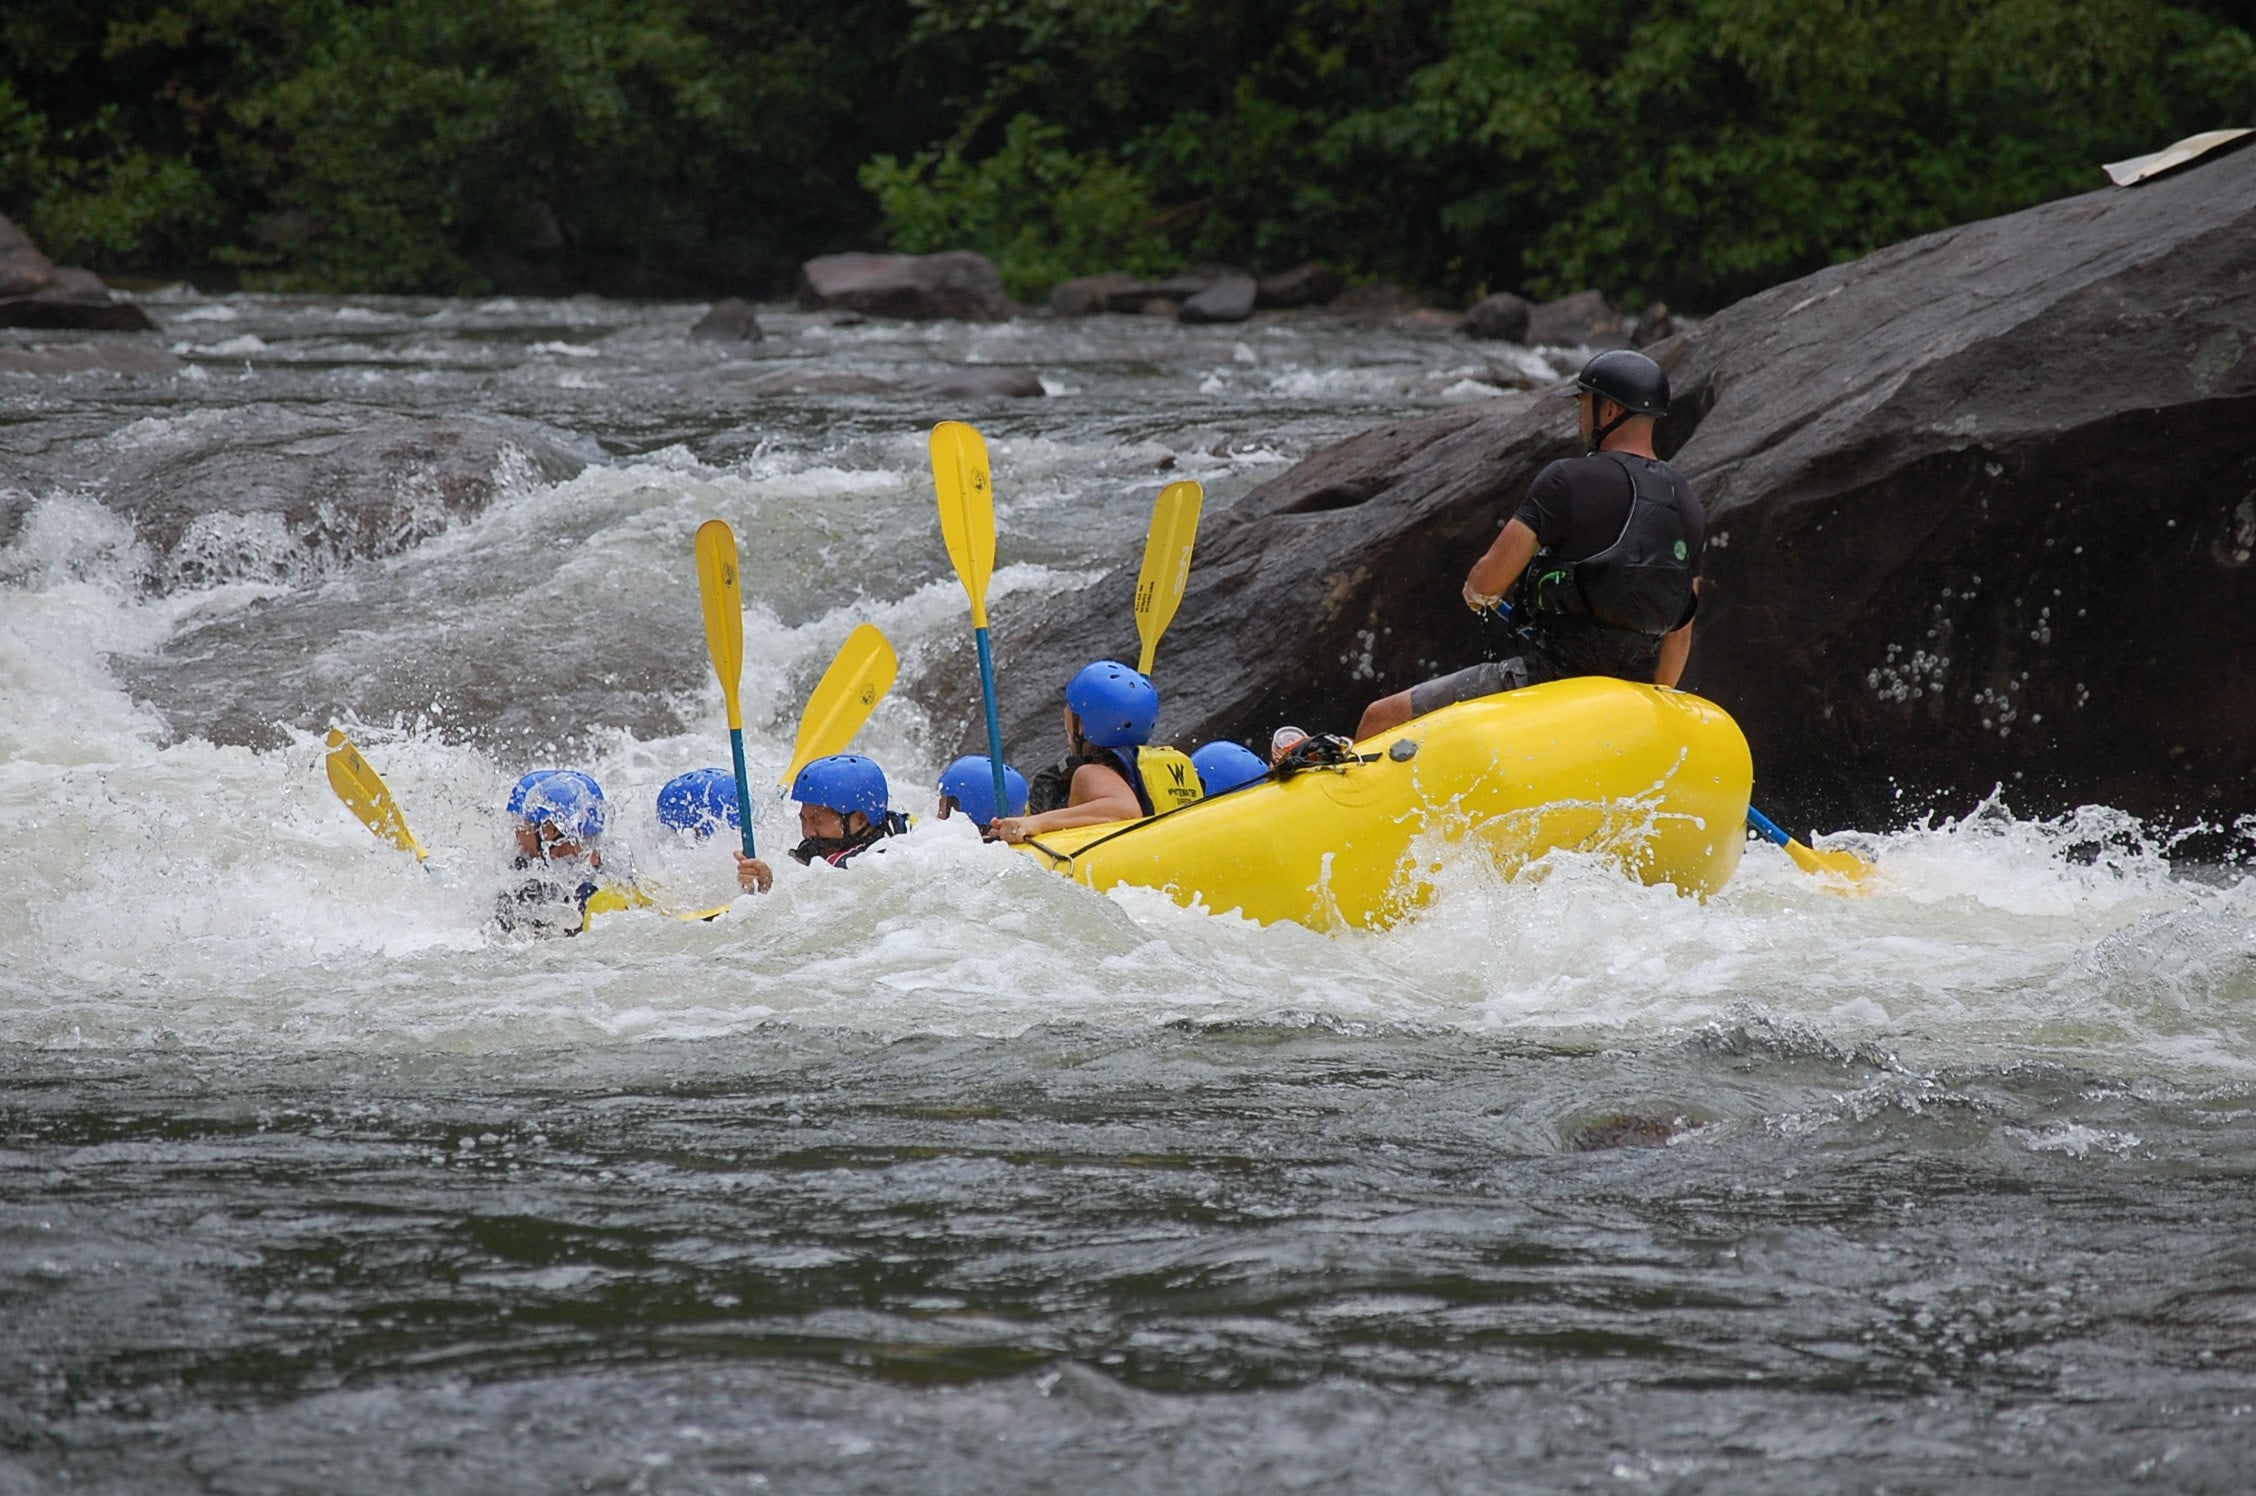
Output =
[{"x1": 1673, "y1": 540, "x2": 1688, "y2": 561}]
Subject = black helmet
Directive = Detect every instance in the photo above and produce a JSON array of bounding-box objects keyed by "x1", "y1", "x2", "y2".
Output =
[{"x1": 1572, "y1": 349, "x2": 1668, "y2": 417}]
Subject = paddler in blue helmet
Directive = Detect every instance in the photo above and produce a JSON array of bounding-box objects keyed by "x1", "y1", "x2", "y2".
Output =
[
  {"x1": 991, "y1": 661, "x2": 1203, "y2": 844},
  {"x1": 496, "y1": 769, "x2": 626, "y2": 934},
  {"x1": 937, "y1": 753, "x2": 1029, "y2": 834},
  {"x1": 734, "y1": 753, "x2": 909, "y2": 892},
  {"x1": 655, "y1": 767, "x2": 741, "y2": 840}
]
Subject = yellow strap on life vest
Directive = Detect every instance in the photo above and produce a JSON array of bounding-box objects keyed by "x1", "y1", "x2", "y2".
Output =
[{"x1": 1136, "y1": 745, "x2": 1205, "y2": 813}]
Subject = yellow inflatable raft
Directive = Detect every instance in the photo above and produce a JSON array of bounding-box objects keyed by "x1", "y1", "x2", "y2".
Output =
[{"x1": 1014, "y1": 677, "x2": 1752, "y2": 929}]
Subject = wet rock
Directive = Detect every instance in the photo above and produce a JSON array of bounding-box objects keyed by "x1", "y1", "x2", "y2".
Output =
[
  {"x1": 1631, "y1": 301, "x2": 1674, "y2": 348},
  {"x1": 0, "y1": 403, "x2": 581, "y2": 593},
  {"x1": 1178, "y1": 275, "x2": 1257, "y2": 325},
  {"x1": 1050, "y1": 272, "x2": 1146, "y2": 317},
  {"x1": 0, "y1": 216, "x2": 57, "y2": 296},
  {"x1": 1524, "y1": 290, "x2": 1630, "y2": 348},
  {"x1": 1567, "y1": 1114, "x2": 1686, "y2": 1151},
  {"x1": 688, "y1": 298, "x2": 763, "y2": 342},
  {"x1": 919, "y1": 144, "x2": 2256, "y2": 830},
  {"x1": 0, "y1": 216, "x2": 157, "y2": 331},
  {"x1": 1256, "y1": 262, "x2": 1343, "y2": 309},
  {"x1": 797, "y1": 251, "x2": 1013, "y2": 321},
  {"x1": 0, "y1": 344, "x2": 183, "y2": 375},
  {"x1": 1459, "y1": 292, "x2": 1532, "y2": 342}
]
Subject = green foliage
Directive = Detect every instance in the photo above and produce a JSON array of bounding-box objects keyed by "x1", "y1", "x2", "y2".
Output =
[
  {"x1": 863, "y1": 115, "x2": 1173, "y2": 300},
  {"x1": 0, "y1": 0, "x2": 2250, "y2": 305}
]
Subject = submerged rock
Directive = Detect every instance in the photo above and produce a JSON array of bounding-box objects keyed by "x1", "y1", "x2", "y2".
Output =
[
  {"x1": 797, "y1": 251, "x2": 1013, "y2": 321},
  {"x1": 921, "y1": 145, "x2": 2256, "y2": 829},
  {"x1": 728, "y1": 366, "x2": 1042, "y2": 400},
  {"x1": 1459, "y1": 292, "x2": 1532, "y2": 342},
  {"x1": 0, "y1": 216, "x2": 157, "y2": 332},
  {"x1": 0, "y1": 403, "x2": 580, "y2": 591},
  {"x1": 688, "y1": 298, "x2": 763, "y2": 342}
]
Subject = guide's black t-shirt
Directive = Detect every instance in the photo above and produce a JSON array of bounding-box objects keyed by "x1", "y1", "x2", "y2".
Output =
[{"x1": 1512, "y1": 453, "x2": 1707, "y2": 581}]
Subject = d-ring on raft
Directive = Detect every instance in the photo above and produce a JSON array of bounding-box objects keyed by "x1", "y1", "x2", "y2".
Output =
[{"x1": 1014, "y1": 677, "x2": 1754, "y2": 930}]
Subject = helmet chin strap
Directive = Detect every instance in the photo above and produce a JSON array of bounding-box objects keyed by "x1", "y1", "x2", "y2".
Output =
[{"x1": 1587, "y1": 397, "x2": 1634, "y2": 454}]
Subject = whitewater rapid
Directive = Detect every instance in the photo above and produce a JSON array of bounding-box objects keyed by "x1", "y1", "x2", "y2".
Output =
[{"x1": 2, "y1": 292, "x2": 2250, "y2": 1071}]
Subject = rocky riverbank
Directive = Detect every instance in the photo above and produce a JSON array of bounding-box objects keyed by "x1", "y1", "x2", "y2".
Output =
[{"x1": 922, "y1": 143, "x2": 2256, "y2": 832}]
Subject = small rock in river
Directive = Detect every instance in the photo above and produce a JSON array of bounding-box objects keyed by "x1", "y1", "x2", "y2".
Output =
[{"x1": 688, "y1": 298, "x2": 763, "y2": 342}]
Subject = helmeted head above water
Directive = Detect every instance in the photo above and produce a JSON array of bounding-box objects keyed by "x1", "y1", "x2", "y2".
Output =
[
  {"x1": 1066, "y1": 661, "x2": 1158, "y2": 749},
  {"x1": 1190, "y1": 740, "x2": 1267, "y2": 797},
  {"x1": 938, "y1": 754, "x2": 1028, "y2": 828},
  {"x1": 656, "y1": 768, "x2": 740, "y2": 838},
  {"x1": 522, "y1": 770, "x2": 607, "y2": 846},
  {"x1": 791, "y1": 754, "x2": 889, "y2": 822}
]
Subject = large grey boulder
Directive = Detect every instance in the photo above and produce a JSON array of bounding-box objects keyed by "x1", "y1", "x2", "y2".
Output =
[
  {"x1": 917, "y1": 145, "x2": 2256, "y2": 830},
  {"x1": 797, "y1": 251, "x2": 1013, "y2": 321},
  {"x1": 0, "y1": 215, "x2": 157, "y2": 331}
]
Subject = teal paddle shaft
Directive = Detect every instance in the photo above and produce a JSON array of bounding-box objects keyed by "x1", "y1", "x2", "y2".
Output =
[
  {"x1": 974, "y1": 626, "x2": 1008, "y2": 811},
  {"x1": 728, "y1": 726, "x2": 757, "y2": 860}
]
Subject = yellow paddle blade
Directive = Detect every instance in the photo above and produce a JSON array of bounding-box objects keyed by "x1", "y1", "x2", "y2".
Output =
[
  {"x1": 785, "y1": 622, "x2": 898, "y2": 787},
  {"x1": 930, "y1": 421, "x2": 996, "y2": 628},
  {"x1": 1785, "y1": 837, "x2": 1875, "y2": 886},
  {"x1": 324, "y1": 728, "x2": 427, "y2": 861},
  {"x1": 1133, "y1": 479, "x2": 1203, "y2": 677},
  {"x1": 694, "y1": 519, "x2": 747, "y2": 729}
]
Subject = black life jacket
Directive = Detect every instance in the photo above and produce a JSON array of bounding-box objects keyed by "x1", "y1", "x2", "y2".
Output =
[
  {"x1": 790, "y1": 811, "x2": 909, "y2": 867},
  {"x1": 1518, "y1": 452, "x2": 1697, "y2": 639}
]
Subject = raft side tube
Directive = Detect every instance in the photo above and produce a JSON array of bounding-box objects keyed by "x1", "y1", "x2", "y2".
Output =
[{"x1": 1014, "y1": 678, "x2": 1752, "y2": 929}]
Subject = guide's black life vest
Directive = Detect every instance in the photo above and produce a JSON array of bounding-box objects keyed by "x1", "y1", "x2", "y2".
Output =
[{"x1": 1519, "y1": 452, "x2": 1697, "y2": 636}]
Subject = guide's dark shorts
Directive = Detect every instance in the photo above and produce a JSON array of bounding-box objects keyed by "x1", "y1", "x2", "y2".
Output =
[{"x1": 1407, "y1": 656, "x2": 1532, "y2": 717}]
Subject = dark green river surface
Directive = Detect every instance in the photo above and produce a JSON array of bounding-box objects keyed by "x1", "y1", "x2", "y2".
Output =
[{"x1": 4, "y1": 293, "x2": 2256, "y2": 1491}]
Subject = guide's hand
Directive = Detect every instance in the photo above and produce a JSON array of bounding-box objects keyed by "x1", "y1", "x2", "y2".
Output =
[
  {"x1": 1462, "y1": 580, "x2": 1503, "y2": 614},
  {"x1": 989, "y1": 816, "x2": 1030, "y2": 844},
  {"x1": 734, "y1": 853, "x2": 773, "y2": 894}
]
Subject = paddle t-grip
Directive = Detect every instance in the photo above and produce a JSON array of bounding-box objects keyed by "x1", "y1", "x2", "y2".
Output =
[{"x1": 974, "y1": 627, "x2": 1008, "y2": 812}]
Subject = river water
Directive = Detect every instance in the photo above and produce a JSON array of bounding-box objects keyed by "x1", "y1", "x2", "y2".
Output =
[{"x1": 4, "y1": 294, "x2": 2255, "y2": 1493}]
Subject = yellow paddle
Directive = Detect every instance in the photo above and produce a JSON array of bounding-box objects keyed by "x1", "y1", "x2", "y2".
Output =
[
  {"x1": 930, "y1": 420, "x2": 1010, "y2": 815},
  {"x1": 1746, "y1": 806, "x2": 1873, "y2": 885},
  {"x1": 784, "y1": 622, "x2": 898, "y2": 788},
  {"x1": 325, "y1": 729, "x2": 427, "y2": 861},
  {"x1": 1133, "y1": 479, "x2": 1203, "y2": 677},
  {"x1": 694, "y1": 518, "x2": 757, "y2": 861}
]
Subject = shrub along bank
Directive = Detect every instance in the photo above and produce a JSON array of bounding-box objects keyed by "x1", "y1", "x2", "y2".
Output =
[{"x1": 2, "y1": 0, "x2": 2250, "y2": 308}]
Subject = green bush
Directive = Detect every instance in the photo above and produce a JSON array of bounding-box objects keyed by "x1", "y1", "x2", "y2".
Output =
[
  {"x1": 1, "y1": 0, "x2": 2249, "y2": 306},
  {"x1": 863, "y1": 115, "x2": 1176, "y2": 300}
]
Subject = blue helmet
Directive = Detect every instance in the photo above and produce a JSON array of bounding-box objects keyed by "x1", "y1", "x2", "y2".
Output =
[
  {"x1": 939, "y1": 754, "x2": 1029, "y2": 827},
  {"x1": 522, "y1": 770, "x2": 607, "y2": 845},
  {"x1": 507, "y1": 769, "x2": 562, "y2": 817},
  {"x1": 1067, "y1": 661, "x2": 1158, "y2": 748},
  {"x1": 791, "y1": 754, "x2": 889, "y2": 822},
  {"x1": 656, "y1": 768, "x2": 740, "y2": 837},
  {"x1": 1191, "y1": 740, "x2": 1267, "y2": 797}
]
